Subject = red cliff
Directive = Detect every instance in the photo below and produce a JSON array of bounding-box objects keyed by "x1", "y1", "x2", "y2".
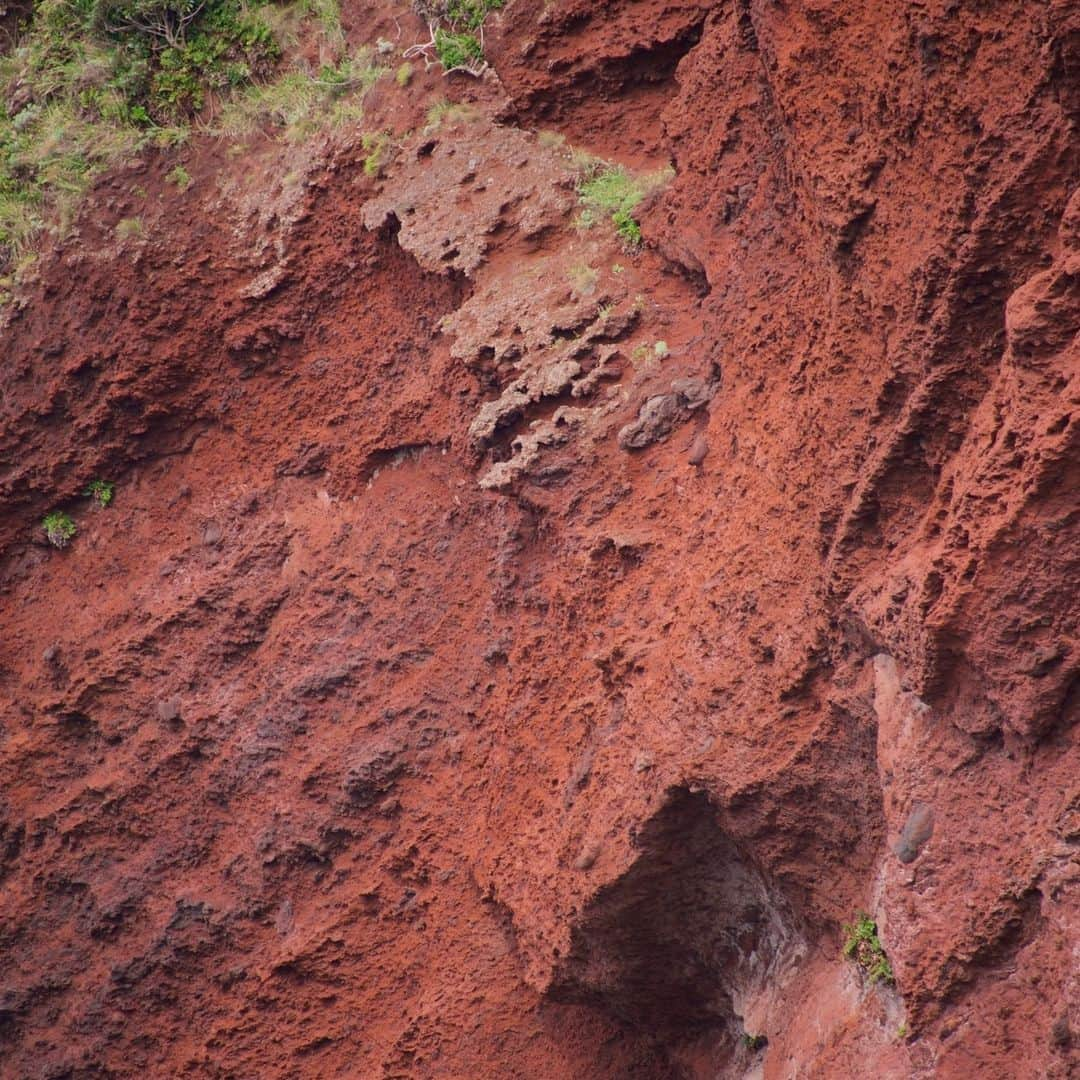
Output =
[{"x1": 1, "y1": 1, "x2": 1077, "y2": 1076}]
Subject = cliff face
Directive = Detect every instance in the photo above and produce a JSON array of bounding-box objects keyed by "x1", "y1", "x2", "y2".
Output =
[{"x1": 0, "y1": 2, "x2": 1077, "y2": 1078}]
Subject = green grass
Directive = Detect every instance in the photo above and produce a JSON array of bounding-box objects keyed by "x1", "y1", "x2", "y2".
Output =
[
  {"x1": 842, "y1": 913, "x2": 894, "y2": 985},
  {"x1": 444, "y1": 1, "x2": 505, "y2": 30},
  {"x1": 166, "y1": 163, "x2": 192, "y2": 189},
  {"x1": 578, "y1": 166, "x2": 644, "y2": 246},
  {"x1": 576, "y1": 162, "x2": 675, "y2": 248},
  {"x1": 0, "y1": 96, "x2": 142, "y2": 269},
  {"x1": 425, "y1": 99, "x2": 478, "y2": 130},
  {"x1": 115, "y1": 215, "x2": 143, "y2": 238},
  {"x1": 407, "y1": 0, "x2": 503, "y2": 74},
  {"x1": 361, "y1": 131, "x2": 392, "y2": 177},
  {"x1": 211, "y1": 49, "x2": 384, "y2": 139},
  {"x1": 0, "y1": 0, "x2": 373, "y2": 286}
]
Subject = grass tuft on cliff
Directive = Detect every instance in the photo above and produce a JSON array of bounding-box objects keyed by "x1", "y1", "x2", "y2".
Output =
[
  {"x1": 576, "y1": 162, "x2": 674, "y2": 248},
  {"x1": 212, "y1": 47, "x2": 383, "y2": 139}
]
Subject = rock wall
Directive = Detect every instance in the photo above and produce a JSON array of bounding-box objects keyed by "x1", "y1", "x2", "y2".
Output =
[{"x1": 0, "y1": 1, "x2": 1077, "y2": 1077}]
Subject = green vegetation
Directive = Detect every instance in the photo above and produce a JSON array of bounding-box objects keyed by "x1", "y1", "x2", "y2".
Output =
[
  {"x1": 425, "y1": 98, "x2": 477, "y2": 130},
  {"x1": 576, "y1": 161, "x2": 675, "y2": 248},
  {"x1": 443, "y1": 1, "x2": 504, "y2": 29},
  {"x1": 115, "y1": 215, "x2": 143, "y2": 238},
  {"x1": 578, "y1": 165, "x2": 645, "y2": 246},
  {"x1": 165, "y1": 162, "x2": 191, "y2": 189},
  {"x1": 84, "y1": 479, "x2": 115, "y2": 507},
  {"x1": 395, "y1": 61, "x2": 413, "y2": 87},
  {"x1": 42, "y1": 510, "x2": 77, "y2": 548},
  {"x1": 0, "y1": 0, "x2": 382, "y2": 294},
  {"x1": 361, "y1": 130, "x2": 392, "y2": 177},
  {"x1": 213, "y1": 48, "x2": 384, "y2": 140},
  {"x1": 842, "y1": 913, "x2": 894, "y2": 986},
  {"x1": 406, "y1": 0, "x2": 503, "y2": 75},
  {"x1": 567, "y1": 261, "x2": 598, "y2": 296},
  {"x1": 742, "y1": 1034, "x2": 767, "y2": 1052},
  {"x1": 433, "y1": 27, "x2": 482, "y2": 71}
]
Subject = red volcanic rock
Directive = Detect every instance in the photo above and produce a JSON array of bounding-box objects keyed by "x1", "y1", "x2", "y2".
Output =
[{"x1": 0, "y1": 1, "x2": 1077, "y2": 1078}]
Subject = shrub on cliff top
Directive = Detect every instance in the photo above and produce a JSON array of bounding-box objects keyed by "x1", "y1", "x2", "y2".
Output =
[
  {"x1": 415, "y1": 1, "x2": 504, "y2": 29},
  {"x1": 0, "y1": 0, "x2": 382, "y2": 286},
  {"x1": 433, "y1": 27, "x2": 483, "y2": 71},
  {"x1": 407, "y1": 0, "x2": 503, "y2": 75}
]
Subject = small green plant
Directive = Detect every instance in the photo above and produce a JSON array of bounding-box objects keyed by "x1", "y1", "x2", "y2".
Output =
[
  {"x1": 115, "y1": 216, "x2": 143, "y2": 239},
  {"x1": 611, "y1": 262, "x2": 625, "y2": 275},
  {"x1": 425, "y1": 99, "x2": 477, "y2": 129},
  {"x1": 576, "y1": 162, "x2": 675, "y2": 248},
  {"x1": 842, "y1": 913, "x2": 894, "y2": 985},
  {"x1": 165, "y1": 164, "x2": 192, "y2": 190},
  {"x1": 406, "y1": 0, "x2": 503, "y2": 75},
  {"x1": 84, "y1": 479, "x2": 115, "y2": 507},
  {"x1": 395, "y1": 61, "x2": 413, "y2": 87},
  {"x1": 742, "y1": 1033, "x2": 767, "y2": 1052},
  {"x1": 567, "y1": 262, "x2": 598, "y2": 296},
  {"x1": 42, "y1": 511, "x2": 77, "y2": 548},
  {"x1": 578, "y1": 166, "x2": 645, "y2": 247},
  {"x1": 613, "y1": 208, "x2": 641, "y2": 246},
  {"x1": 896, "y1": 1022, "x2": 908, "y2": 1040},
  {"x1": 653, "y1": 340, "x2": 669, "y2": 359},
  {"x1": 361, "y1": 131, "x2": 392, "y2": 177},
  {"x1": 537, "y1": 129, "x2": 566, "y2": 150},
  {"x1": 433, "y1": 28, "x2": 483, "y2": 70}
]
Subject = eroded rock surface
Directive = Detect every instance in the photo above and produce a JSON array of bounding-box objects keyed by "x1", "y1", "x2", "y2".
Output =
[{"x1": 0, "y1": 1, "x2": 1077, "y2": 1078}]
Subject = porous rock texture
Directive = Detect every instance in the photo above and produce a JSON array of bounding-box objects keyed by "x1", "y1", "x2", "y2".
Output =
[{"x1": 1, "y1": 1, "x2": 1078, "y2": 1077}]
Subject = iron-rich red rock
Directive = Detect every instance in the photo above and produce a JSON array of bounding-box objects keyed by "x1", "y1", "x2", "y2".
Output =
[{"x1": 0, "y1": 1, "x2": 1076, "y2": 1077}]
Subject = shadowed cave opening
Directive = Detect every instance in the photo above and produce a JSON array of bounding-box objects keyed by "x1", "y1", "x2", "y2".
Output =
[{"x1": 547, "y1": 788, "x2": 804, "y2": 1058}]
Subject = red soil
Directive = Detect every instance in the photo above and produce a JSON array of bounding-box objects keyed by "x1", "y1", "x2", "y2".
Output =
[{"x1": 1, "y1": 1, "x2": 1077, "y2": 1077}]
